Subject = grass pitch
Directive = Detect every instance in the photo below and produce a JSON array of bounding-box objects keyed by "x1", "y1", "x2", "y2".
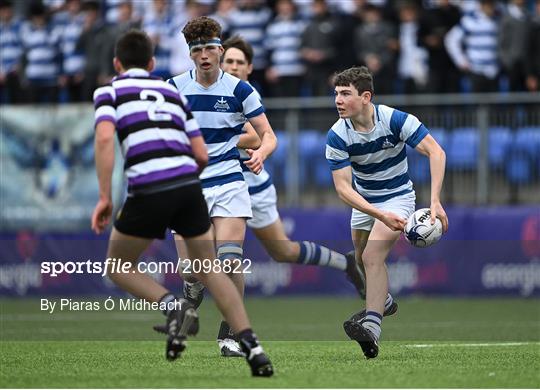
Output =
[{"x1": 1, "y1": 297, "x2": 539, "y2": 388}]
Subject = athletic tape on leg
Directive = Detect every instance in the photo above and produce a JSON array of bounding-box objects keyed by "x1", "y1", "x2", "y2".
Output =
[{"x1": 217, "y1": 243, "x2": 243, "y2": 261}]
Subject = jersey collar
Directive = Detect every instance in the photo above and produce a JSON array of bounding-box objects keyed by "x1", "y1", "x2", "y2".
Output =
[
  {"x1": 121, "y1": 68, "x2": 150, "y2": 77},
  {"x1": 191, "y1": 69, "x2": 224, "y2": 90}
]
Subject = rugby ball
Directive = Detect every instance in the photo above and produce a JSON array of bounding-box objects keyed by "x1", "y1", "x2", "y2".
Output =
[{"x1": 404, "y1": 208, "x2": 443, "y2": 248}]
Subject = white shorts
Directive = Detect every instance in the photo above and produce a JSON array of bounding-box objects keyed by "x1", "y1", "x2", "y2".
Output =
[
  {"x1": 203, "y1": 180, "x2": 252, "y2": 219},
  {"x1": 247, "y1": 184, "x2": 280, "y2": 229},
  {"x1": 351, "y1": 191, "x2": 416, "y2": 231}
]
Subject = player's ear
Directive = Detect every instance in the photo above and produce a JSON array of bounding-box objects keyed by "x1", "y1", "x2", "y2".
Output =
[
  {"x1": 361, "y1": 90, "x2": 372, "y2": 102},
  {"x1": 113, "y1": 57, "x2": 123, "y2": 74},
  {"x1": 147, "y1": 57, "x2": 156, "y2": 72},
  {"x1": 247, "y1": 63, "x2": 253, "y2": 76}
]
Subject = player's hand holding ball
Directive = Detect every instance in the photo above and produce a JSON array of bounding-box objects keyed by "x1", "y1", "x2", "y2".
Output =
[
  {"x1": 381, "y1": 211, "x2": 407, "y2": 232},
  {"x1": 404, "y1": 208, "x2": 446, "y2": 248},
  {"x1": 430, "y1": 200, "x2": 448, "y2": 233}
]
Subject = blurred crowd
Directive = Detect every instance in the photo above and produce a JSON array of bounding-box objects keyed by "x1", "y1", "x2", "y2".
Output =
[{"x1": 1, "y1": 0, "x2": 540, "y2": 104}]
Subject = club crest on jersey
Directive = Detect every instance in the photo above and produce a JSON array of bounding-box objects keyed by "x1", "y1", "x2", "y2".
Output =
[
  {"x1": 382, "y1": 137, "x2": 395, "y2": 149},
  {"x1": 214, "y1": 97, "x2": 230, "y2": 111}
]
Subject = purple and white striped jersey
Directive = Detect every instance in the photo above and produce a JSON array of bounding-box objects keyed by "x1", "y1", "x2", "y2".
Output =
[{"x1": 93, "y1": 68, "x2": 201, "y2": 196}]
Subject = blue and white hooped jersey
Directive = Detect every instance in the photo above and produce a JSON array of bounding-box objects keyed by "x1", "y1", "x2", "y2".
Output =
[
  {"x1": 445, "y1": 9, "x2": 499, "y2": 79},
  {"x1": 168, "y1": 70, "x2": 265, "y2": 188},
  {"x1": 265, "y1": 16, "x2": 306, "y2": 77},
  {"x1": 57, "y1": 14, "x2": 85, "y2": 75},
  {"x1": 142, "y1": 11, "x2": 177, "y2": 78},
  {"x1": 0, "y1": 18, "x2": 22, "y2": 75},
  {"x1": 238, "y1": 84, "x2": 273, "y2": 195},
  {"x1": 228, "y1": 7, "x2": 272, "y2": 70},
  {"x1": 20, "y1": 22, "x2": 61, "y2": 83},
  {"x1": 326, "y1": 104, "x2": 428, "y2": 204}
]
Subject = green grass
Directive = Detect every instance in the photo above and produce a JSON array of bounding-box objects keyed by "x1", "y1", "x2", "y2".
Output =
[{"x1": 1, "y1": 297, "x2": 539, "y2": 388}]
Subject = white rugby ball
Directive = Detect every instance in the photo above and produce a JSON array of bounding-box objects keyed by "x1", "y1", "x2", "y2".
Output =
[{"x1": 404, "y1": 208, "x2": 443, "y2": 248}]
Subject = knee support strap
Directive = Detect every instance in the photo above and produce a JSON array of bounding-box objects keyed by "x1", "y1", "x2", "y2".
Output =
[{"x1": 217, "y1": 243, "x2": 243, "y2": 261}]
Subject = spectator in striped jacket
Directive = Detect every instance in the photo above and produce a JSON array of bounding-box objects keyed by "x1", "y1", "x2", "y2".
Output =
[
  {"x1": 20, "y1": 1, "x2": 61, "y2": 103},
  {"x1": 57, "y1": 0, "x2": 86, "y2": 102},
  {"x1": 264, "y1": 0, "x2": 306, "y2": 97},
  {"x1": 228, "y1": 0, "x2": 272, "y2": 95},
  {"x1": 0, "y1": 0, "x2": 23, "y2": 103},
  {"x1": 444, "y1": 0, "x2": 500, "y2": 92}
]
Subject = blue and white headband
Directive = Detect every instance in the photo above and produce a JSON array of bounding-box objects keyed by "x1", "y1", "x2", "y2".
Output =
[{"x1": 188, "y1": 38, "x2": 222, "y2": 52}]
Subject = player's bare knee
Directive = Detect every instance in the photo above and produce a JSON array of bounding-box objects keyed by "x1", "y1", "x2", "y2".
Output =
[{"x1": 361, "y1": 255, "x2": 384, "y2": 270}]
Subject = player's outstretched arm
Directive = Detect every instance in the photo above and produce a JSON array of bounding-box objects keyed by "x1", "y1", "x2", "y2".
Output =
[
  {"x1": 415, "y1": 134, "x2": 448, "y2": 232},
  {"x1": 92, "y1": 121, "x2": 115, "y2": 234},
  {"x1": 237, "y1": 122, "x2": 262, "y2": 150},
  {"x1": 332, "y1": 166, "x2": 406, "y2": 232},
  {"x1": 245, "y1": 113, "x2": 277, "y2": 174}
]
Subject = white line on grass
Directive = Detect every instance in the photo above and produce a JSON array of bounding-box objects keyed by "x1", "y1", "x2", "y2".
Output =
[{"x1": 406, "y1": 342, "x2": 540, "y2": 348}]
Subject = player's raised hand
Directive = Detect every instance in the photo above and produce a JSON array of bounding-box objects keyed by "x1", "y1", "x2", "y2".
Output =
[
  {"x1": 381, "y1": 211, "x2": 407, "y2": 232},
  {"x1": 430, "y1": 201, "x2": 448, "y2": 233},
  {"x1": 91, "y1": 198, "x2": 113, "y2": 234},
  {"x1": 245, "y1": 148, "x2": 264, "y2": 175}
]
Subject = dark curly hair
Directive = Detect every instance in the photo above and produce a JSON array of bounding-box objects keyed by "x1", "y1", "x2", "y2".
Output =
[
  {"x1": 182, "y1": 16, "x2": 222, "y2": 44},
  {"x1": 333, "y1": 66, "x2": 374, "y2": 96}
]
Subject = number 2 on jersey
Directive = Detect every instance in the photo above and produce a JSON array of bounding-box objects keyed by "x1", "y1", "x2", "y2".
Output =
[{"x1": 140, "y1": 90, "x2": 172, "y2": 122}]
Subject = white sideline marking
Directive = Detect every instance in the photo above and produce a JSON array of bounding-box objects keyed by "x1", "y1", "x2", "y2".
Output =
[{"x1": 406, "y1": 342, "x2": 540, "y2": 348}]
